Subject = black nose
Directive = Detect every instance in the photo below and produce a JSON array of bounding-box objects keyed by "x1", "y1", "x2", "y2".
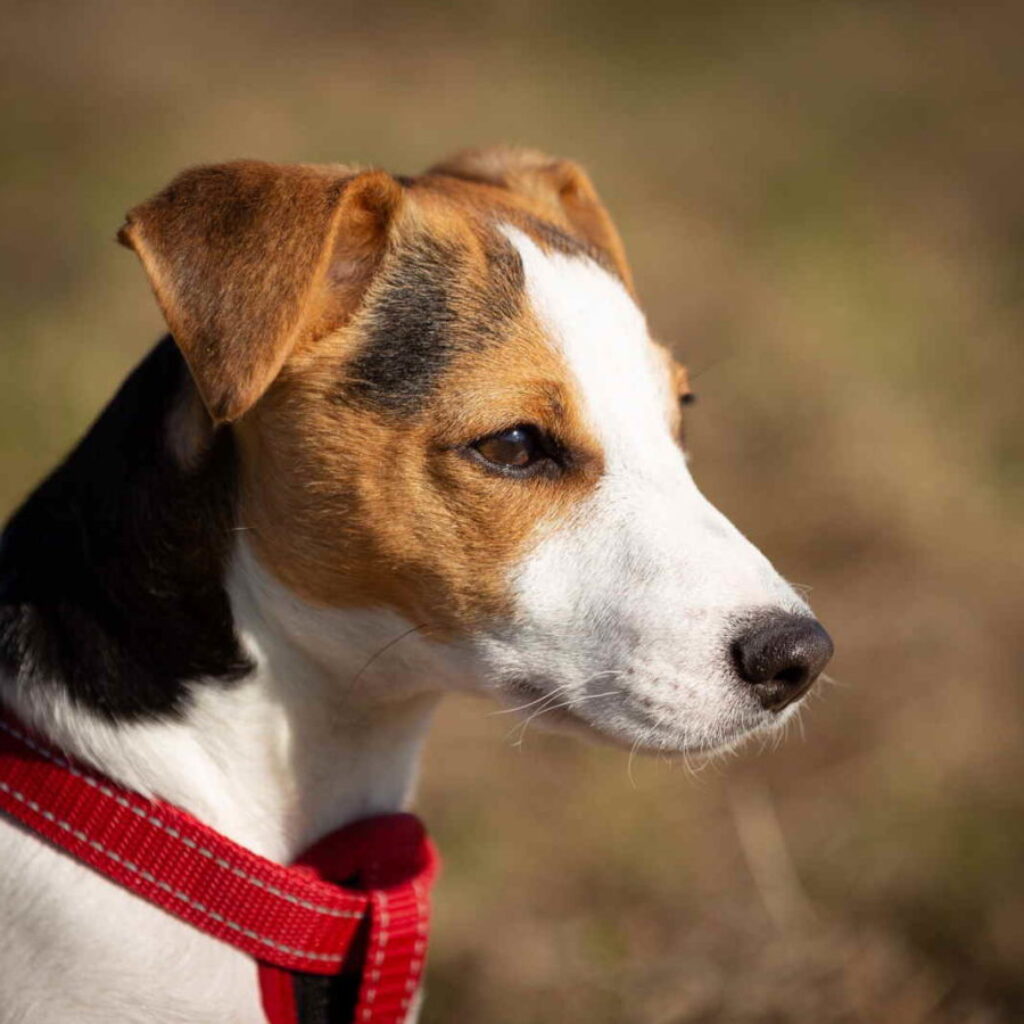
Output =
[{"x1": 730, "y1": 612, "x2": 833, "y2": 712}]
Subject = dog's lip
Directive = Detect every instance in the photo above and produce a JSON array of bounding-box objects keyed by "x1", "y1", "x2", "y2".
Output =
[
  {"x1": 494, "y1": 676, "x2": 773, "y2": 754},
  {"x1": 502, "y1": 677, "x2": 548, "y2": 700},
  {"x1": 493, "y1": 677, "x2": 561, "y2": 716}
]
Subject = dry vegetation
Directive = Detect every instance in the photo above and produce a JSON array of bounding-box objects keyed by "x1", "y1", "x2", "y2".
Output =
[{"x1": 1, "y1": 1, "x2": 1021, "y2": 1020}]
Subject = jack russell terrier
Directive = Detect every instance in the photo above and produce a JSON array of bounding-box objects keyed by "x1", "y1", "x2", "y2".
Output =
[{"x1": 0, "y1": 147, "x2": 832, "y2": 1024}]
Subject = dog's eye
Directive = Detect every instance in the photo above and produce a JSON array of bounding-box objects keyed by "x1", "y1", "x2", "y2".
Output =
[
  {"x1": 680, "y1": 392, "x2": 697, "y2": 407},
  {"x1": 471, "y1": 426, "x2": 547, "y2": 472}
]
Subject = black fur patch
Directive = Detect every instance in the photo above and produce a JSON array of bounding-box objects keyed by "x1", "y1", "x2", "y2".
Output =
[
  {"x1": 344, "y1": 231, "x2": 525, "y2": 415},
  {"x1": 0, "y1": 337, "x2": 252, "y2": 721}
]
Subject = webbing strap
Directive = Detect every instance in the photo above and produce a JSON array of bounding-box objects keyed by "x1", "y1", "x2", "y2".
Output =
[{"x1": 0, "y1": 710, "x2": 438, "y2": 1024}]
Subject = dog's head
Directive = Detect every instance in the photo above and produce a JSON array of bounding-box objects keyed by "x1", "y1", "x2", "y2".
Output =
[{"x1": 120, "y1": 148, "x2": 831, "y2": 754}]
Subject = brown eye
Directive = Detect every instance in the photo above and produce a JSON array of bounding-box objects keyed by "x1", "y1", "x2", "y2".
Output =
[
  {"x1": 680, "y1": 392, "x2": 697, "y2": 407},
  {"x1": 472, "y1": 426, "x2": 541, "y2": 469}
]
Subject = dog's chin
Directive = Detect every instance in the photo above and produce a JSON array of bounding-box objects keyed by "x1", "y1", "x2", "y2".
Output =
[{"x1": 493, "y1": 678, "x2": 785, "y2": 756}]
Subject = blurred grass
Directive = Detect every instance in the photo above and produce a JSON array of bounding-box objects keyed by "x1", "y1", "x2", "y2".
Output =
[{"x1": 1, "y1": 1, "x2": 1022, "y2": 1020}]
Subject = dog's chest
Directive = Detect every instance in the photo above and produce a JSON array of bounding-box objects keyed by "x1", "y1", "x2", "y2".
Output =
[{"x1": 0, "y1": 816, "x2": 263, "y2": 1024}]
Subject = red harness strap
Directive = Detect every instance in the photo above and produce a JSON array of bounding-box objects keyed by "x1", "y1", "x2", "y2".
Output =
[{"x1": 0, "y1": 711, "x2": 438, "y2": 1024}]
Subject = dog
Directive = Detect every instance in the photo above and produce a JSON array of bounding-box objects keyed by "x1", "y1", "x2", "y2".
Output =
[{"x1": 0, "y1": 147, "x2": 832, "y2": 1023}]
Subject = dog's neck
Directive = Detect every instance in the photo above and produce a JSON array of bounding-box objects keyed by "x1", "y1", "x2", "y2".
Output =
[
  {"x1": 7, "y1": 540, "x2": 449, "y2": 862},
  {"x1": 0, "y1": 340, "x2": 462, "y2": 862}
]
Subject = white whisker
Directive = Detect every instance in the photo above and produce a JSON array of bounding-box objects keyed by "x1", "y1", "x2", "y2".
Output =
[
  {"x1": 510, "y1": 687, "x2": 623, "y2": 748},
  {"x1": 487, "y1": 684, "x2": 573, "y2": 718}
]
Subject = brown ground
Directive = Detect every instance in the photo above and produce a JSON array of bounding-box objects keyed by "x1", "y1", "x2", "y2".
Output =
[{"x1": 1, "y1": 2, "x2": 1021, "y2": 1020}]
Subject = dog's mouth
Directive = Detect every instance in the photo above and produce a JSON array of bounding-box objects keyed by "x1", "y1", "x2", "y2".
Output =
[{"x1": 493, "y1": 675, "x2": 778, "y2": 755}]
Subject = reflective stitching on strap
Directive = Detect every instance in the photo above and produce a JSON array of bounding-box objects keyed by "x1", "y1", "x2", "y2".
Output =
[
  {"x1": 0, "y1": 777, "x2": 343, "y2": 964},
  {"x1": 0, "y1": 717, "x2": 361, "y2": 919},
  {"x1": 400, "y1": 880, "x2": 428, "y2": 1014},
  {"x1": 361, "y1": 890, "x2": 391, "y2": 1020}
]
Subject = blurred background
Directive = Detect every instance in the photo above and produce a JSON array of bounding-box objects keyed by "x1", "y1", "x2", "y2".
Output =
[{"x1": 2, "y1": 1, "x2": 1022, "y2": 1020}]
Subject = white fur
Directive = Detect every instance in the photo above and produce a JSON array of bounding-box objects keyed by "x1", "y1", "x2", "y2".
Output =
[
  {"x1": 0, "y1": 235, "x2": 811, "y2": 1021},
  {"x1": 0, "y1": 544, "x2": 448, "y2": 1023},
  {"x1": 472, "y1": 229, "x2": 808, "y2": 752}
]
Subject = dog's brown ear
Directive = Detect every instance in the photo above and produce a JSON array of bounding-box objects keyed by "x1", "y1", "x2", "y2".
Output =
[
  {"x1": 429, "y1": 146, "x2": 633, "y2": 291},
  {"x1": 119, "y1": 161, "x2": 403, "y2": 424}
]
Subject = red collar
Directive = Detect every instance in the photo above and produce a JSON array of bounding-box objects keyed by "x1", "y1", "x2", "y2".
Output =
[{"x1": 0, "y1": 709, "x2": 439, "y2": 1024}]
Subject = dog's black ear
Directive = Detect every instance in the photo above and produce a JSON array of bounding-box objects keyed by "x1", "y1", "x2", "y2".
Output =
[
  {"x1": 428, "y1": 146, "x2": 634, "y2": 292},
  {"x1": 119, "y1": 161, "x2": 404, "y2": 424}
]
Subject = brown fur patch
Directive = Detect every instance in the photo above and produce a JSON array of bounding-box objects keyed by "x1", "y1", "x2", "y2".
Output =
[
  {"x1": 236, "y1": 189, "x2": 603, "y2": 631},
  {"x1": 123, "y1": 151, "x2": 679, "y2": 635},
  {"x1": 119, "y1": 161, "x2": 402, "y2": 424},
  {"x1": 653, "y1": 343, "x2": 693, "y2": 445},
  {"x1": 427, "y1": 146, "x2": 634, "y2": 290}
]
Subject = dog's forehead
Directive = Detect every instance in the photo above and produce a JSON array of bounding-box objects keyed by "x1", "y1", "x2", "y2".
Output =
[
  {"x1": 342, "y1": 184, "x2": 668, "y2": 423},
  {"x1": 345, "y1": 221, "x2": 528, "y2": 415},
  {"x1": 505, "y1": 227, "x2": 678, "y2": 459}
]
